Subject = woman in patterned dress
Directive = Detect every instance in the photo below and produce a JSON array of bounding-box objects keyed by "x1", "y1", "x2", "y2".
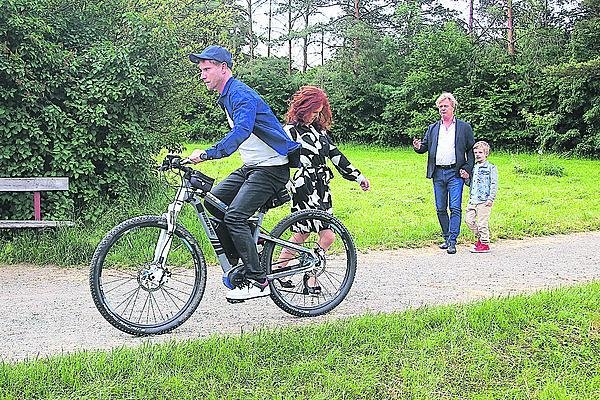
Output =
[{"x1": 281, "y1": 86, "x2": 370, "y2": 293}]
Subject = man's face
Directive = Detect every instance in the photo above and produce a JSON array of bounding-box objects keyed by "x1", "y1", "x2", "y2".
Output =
[
  {"x1": 474, "y1": 147, "x2": 487, "y2": 163},
  {"x1": 437, "y1": 98, "x2": 454, "y2": 119},
  {"x1": 198, "y1": 60, "x2": 225, "y2": 91}
]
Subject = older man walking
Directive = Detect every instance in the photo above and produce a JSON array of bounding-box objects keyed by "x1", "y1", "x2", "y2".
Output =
[{"x1": 413, "y1": 92, "x2": 475, "y2": 254}]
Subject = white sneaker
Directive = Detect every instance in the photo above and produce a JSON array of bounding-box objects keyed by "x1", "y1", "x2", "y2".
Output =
[{"x1": 226, "y1": 279, "x2": 271, "y2": 301}]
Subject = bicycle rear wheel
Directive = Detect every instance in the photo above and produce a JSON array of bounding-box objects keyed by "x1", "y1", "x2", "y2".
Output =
[
  {"x1": 89, "y1": 215, "x2": 206, "y2": 335},
  {"x1": 263, "y1": 209, "x2": 357, "y2": 317}
]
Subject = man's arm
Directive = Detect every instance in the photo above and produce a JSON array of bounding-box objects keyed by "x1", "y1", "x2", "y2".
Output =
[
  {"x1": 413, "y1": 126, "x2": 431, "y2": 154},
  {"x1": 204, "y1": 92, "x2": 258, "y2": 159}
]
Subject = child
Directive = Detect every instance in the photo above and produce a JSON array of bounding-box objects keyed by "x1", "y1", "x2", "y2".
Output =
[{"x1": 465, "y1": 141, "x2": 498, "y2": 253}]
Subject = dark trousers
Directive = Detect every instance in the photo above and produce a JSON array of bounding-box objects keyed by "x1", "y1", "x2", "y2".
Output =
[
  {"x1": 433, "y1": 168, "x2": 464, "y2": 244},
  {"x1": 205, "y1": 164, "x2": 289, "y2": 281}
]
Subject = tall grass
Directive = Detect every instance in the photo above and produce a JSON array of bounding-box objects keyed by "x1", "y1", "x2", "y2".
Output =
[
  {"x1": 1, "y1": 145, "x2": 599, "y2": 265},
  {"x1": 2, "y1": 282, "x2": 599, "y2": 399}
]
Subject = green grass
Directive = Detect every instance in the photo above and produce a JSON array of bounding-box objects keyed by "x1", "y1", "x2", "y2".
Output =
[
  {"x1": 1, "y1": 282, "x2": 599, "y2": 399},
  {"x1": 1, "y1": 144, "x2": 599, "y2": 265}
]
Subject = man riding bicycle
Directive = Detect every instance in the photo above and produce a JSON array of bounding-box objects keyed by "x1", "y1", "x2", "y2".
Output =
[{"x1": 188, "y1": 45, "x2": 300, "y2": 301}]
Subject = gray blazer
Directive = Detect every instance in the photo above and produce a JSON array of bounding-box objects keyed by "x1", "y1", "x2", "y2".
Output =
[{"x1": 414, "y1": 119, "x2": 475, "y2": 179}]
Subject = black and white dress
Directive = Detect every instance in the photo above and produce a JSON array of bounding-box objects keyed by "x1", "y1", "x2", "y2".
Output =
[{"x1": 284, "y1": 124, "x2": 364, "y2": 233}]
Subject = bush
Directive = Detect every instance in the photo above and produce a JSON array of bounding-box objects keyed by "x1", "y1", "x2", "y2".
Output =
[{"x1": 0, "y1": 0, "x2": 182, "y2": 222}]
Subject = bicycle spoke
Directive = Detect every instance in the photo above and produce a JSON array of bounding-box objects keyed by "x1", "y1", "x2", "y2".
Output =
[
  {"x1": 102, "y1": 275, "x2": 137, "y2": 293},
  {"x1": 149, "y1": 292, "x2": 165, "y2": 323},
  {"x1": 137, "y1": 293, "x2": 151, "y2": 324},
  {"x1": 125, "y1": 287, "x2": 142, "y2": 320},
  {"x1": 113, "y1": 285, "x2": 142, "y2": 311},
  {"x1": 160, "y1": 286, "x2": 183, "y2": 310},
  {"x1": 160, "y1": 285, "x2": 189, "y2": 304},
  {"x1": 167, "y1": 276, "x2": 196, "y2": 287}
]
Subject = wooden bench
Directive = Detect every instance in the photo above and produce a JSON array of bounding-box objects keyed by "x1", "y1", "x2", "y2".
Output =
[{"x1": 0, "y1": 177, "x2": 75, "y2": 228}]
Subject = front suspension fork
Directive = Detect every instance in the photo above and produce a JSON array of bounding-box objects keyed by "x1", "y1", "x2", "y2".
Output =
[{"x1": 153, "y1": 186, "x2": 186, "y2": 267}]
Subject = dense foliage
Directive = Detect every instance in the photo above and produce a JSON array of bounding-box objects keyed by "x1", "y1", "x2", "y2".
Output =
[
  {"x1": 184, "y1": 0, "x2": 599, "y2": 156},
  {"x1": 1, "y1": 0, "x2": 172, "y2": 221}
]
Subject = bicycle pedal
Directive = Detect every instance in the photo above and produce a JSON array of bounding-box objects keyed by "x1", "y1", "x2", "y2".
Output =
[
  {"x1": 226, "y1": 298, "x2": 245, "y2": 304},
  {"x1": 276, "y1": 278, "x2": 294, "y2": 288}
]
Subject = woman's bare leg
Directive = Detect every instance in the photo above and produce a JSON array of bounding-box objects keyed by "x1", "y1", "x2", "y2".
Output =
[
  {"x1": 317, "y1": 228, "x2": 335, "y2": 250},
  {"x1": 275, "y1": 232, "x2": 310, "y2": 269},
  {"x1": 307, "y1": 229, "x2": 336, "y2": 289},
  {"x1": 274, "y1": 228, "x2": 336, "y2": 291}
]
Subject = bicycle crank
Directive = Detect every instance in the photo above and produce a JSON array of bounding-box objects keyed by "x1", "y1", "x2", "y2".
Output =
[{"x1": 222, "y1": 264, "x2": 246, "y2": 289}]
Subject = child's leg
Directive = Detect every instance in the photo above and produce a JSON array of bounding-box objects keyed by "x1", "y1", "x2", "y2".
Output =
[
  {"x1": 475, "y1": 204, "x2": 493, "y2": 244},
  {"x1": 465, "y1": 203, "x2": 479, "y2": 239}
]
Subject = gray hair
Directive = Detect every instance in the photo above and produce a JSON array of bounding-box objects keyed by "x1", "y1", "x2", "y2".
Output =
[{"x1": 435, "y1": 92, "x2": 458, "y2": 109}]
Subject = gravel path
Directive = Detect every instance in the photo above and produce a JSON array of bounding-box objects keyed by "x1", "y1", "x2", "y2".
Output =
[{"x1": 1, "y1": 231, "x2": 599, "y2": 362}]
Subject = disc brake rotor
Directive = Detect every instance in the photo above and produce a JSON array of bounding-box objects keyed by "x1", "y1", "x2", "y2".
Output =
[{"x1": 137, "y1": 263, "x2": 170, "y2": 292}]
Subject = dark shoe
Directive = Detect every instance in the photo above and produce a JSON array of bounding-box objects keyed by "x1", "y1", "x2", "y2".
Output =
[
  {"x1": 439, "y1": 241, "x2": 449, "y2": 249},
  {"x1": 303, "y1": 274, "x2": 321, "y2": 295},
  {"x1": 276, "y1": 278, "x2": 294, "y2": 288},
  {"x1": 447, "y1": 243, "x2": 457, "y2": 254}
]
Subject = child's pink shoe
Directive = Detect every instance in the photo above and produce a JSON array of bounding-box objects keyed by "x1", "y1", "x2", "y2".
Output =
[{"x1": 470, "y1": 241, "x2": 490, "y2": 253}]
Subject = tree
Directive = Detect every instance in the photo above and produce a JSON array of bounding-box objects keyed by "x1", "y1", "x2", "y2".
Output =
[
  {"x1": 1, "y1": 0, "x2": 177, "y2": 221},
  {"x1": 507, "y1": 0, "x2": 515, "y2": 54},
  {"x1": 0, "y1": 0, "x2": 240, "y2": 222},
  {"x1": 237, "y1": 0, "x2": 268, "y2": 59}
]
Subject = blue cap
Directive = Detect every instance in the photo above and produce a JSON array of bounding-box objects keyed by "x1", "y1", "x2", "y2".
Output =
[{"x1": 189, "y1": 45, "x2": 233, "y2": 68}]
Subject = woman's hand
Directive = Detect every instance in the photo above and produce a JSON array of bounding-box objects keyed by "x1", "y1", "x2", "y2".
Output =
[{"x1": 359, "y1": 176, "x2": 370, "y2": 191}]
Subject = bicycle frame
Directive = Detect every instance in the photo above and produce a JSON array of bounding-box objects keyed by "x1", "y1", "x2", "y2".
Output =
[{"x1": 153, "y1": 170, "x2": 318, "y2": 281}]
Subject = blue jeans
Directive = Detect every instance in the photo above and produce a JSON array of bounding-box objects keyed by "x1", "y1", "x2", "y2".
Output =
[{"x1": 433, "y1": 168, "x2": 464, "y2": 244}]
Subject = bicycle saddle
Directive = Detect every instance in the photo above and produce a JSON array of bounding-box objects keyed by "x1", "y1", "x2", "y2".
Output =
[{"x1": 262, "y1": 187, "x2": 291, "y2": 210}]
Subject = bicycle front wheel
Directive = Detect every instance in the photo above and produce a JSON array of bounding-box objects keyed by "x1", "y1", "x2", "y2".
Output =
[
  {"x1": 263, "y1": 209, "x2": 357, "y2": 317},
  {"x1": 90, "y1": 215, "x2": 207, "y2": 335}
]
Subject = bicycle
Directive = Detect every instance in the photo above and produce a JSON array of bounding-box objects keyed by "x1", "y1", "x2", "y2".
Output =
[{"x1": 89, "y1": 155, "x2": 357, "y2": 335}]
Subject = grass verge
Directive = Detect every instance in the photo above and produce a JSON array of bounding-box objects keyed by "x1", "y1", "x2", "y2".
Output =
[
  {"x1": 1, "y1": 145, "x2": 599, "y2": 265},
  {"x1": 1, "y1": 282, "x2": 599, "y2": 399}
]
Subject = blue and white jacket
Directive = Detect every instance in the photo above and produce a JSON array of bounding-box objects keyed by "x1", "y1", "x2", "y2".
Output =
[
  {"x1": 468, "y1": 161, "x2": 498, "y2": 204},
  {"x1": 204, "y1": 77, "x2": 300, "y2": 163}
]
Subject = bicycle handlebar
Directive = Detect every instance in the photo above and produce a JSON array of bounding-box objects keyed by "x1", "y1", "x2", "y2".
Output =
[
  {"x1": 159, "y1": 154, "x2": 216, "y2": 193},
  {"x1": 159, "y1": 154, "x2": 193, "y2": 172}
]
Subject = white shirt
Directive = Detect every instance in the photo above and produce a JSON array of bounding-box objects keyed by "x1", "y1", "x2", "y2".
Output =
[
  {"x1": 435, "y1": 119, "x2": 456, "y2": 166},
  {"x1": 224, "y1": 109, "x2": 288, "y2": 166}
]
